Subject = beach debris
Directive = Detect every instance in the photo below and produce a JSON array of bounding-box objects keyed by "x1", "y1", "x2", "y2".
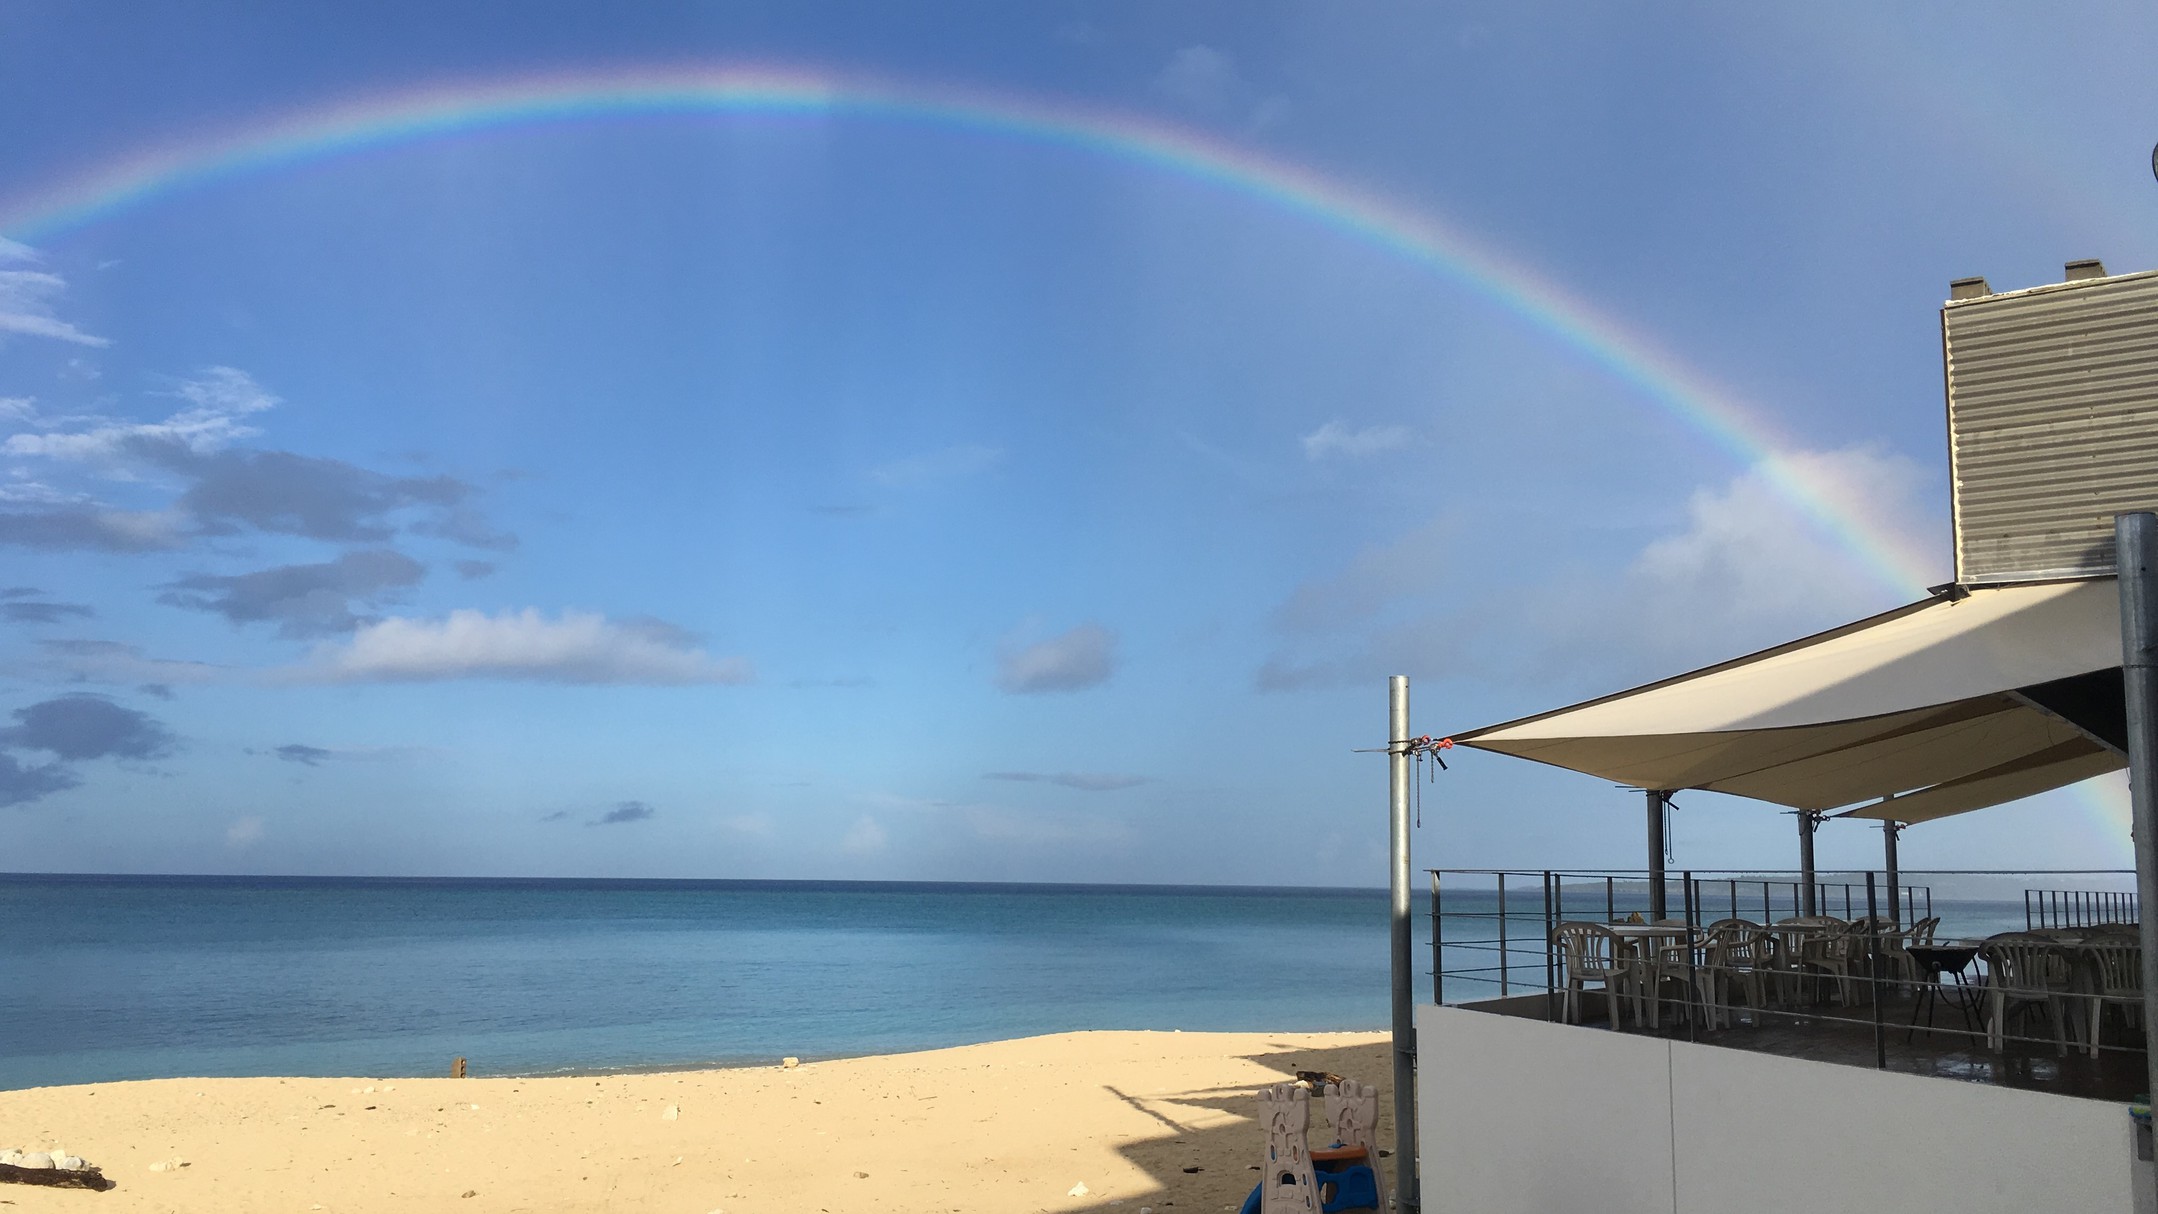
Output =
[
  {"x1": 1182, "y1": 1165, "x2": 1203, "y2": 1173},
  {"x1": 148, "y1": 1157, "x2": 190, "y2": 1172},
  {"x1": 462, "y1": 1189, "x2": 477, "y2": 1198},
  {"x1": 781, "y1": 1056, "x2": 800, "y2": 1069},
  {"x1": 662, "y1": 1104, "x2": 679, "y2": 1121},
  {"x1": 1067, "y1": 1181, "x2": 1091, "y2": 1197},
  {"x1": 1293, "y1": 1070, "x2": 1345, "y2": 1093},
  {"x1": 0, "y1": 1148, "x2": 111, "y2": 1190},
  {"x1": 854, "y1": 1171, "x2": 870, "y2": 1179}
]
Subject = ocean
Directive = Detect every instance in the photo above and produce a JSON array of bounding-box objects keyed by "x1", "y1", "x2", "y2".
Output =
[
  {"x1": 1, "y1": 875, "x2": 2048, "y2": 1092},
  {"x1": 0, "y1": 875, "x2": 1395, "y2": 1091}
]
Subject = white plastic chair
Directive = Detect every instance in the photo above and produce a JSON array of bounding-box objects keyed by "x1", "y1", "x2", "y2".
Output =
[
  {"x1": 1981, "y1": 934, "x2": 2074, "y2": 1055},
  {"x1": 1552, "y1": 921, "x2": 1631, "y2": 1027},
  {"x1": 2081, "y1": 940, "x2": 2142, "y2": 1058}
]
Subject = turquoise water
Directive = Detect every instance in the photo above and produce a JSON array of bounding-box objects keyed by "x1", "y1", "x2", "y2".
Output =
[{"x1": 0, "y1": 876, "x2": 1394, "y2": 1090}]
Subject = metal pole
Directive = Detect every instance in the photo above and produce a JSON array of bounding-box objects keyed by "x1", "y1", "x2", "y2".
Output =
[
  {"x1": 2115, "y1": 512, "x2": 2158, "y2": 1214},
  {"x1": 1646, "y1": 790, "x2": 1668, "y2": 920},
  {"x1": 1387, "y1": 675, "x2": 1419, "y2": 1213},
  {"x1": 1882, "y1": 823, "x2": 1901, "y2": 930},
  {"x1": 1798, "y1": 812, "x2": 1818, "y2": 916}
]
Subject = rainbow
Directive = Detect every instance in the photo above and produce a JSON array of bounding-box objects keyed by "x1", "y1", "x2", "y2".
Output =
[
  {"x1": 0, "y1": 63, "x2": 1936, "y2": 592},
  {"x1": 0, "y1": 63, "x2": 2128, "y2": 855}
]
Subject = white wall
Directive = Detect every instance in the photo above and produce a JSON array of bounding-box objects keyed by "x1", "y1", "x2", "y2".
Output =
[{"x1": 1417, "y1": 1004, "x2": 2148, "y2": 1214}]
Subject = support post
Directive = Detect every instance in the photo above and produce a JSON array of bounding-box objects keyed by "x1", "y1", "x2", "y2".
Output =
[
  {"x1": 1387, "y1": 675, "x2": 1419, "y2": 1213},
  {"x1": 2115, "y1": 512, "x2": 2158, "y2": 1214},
  {"x1": 1882, "y1": 822, "x2": 1901, "y2": 930},
  {"x1": 1797, "y1": 810, "x2": 1819, "y2": 916},
  {"x1": 1646, "y1": 789, "x2": 1668, "y2": 921}
]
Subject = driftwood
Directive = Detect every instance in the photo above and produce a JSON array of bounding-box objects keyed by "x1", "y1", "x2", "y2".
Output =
[{"x1": 0, "y1": 1161, "x2": 113, "y2": 1190}]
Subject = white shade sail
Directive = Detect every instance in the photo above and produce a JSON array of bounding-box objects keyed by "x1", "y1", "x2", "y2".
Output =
[{"x1": 1451, "y1": 579, "x2": 2126, "y2": 816}]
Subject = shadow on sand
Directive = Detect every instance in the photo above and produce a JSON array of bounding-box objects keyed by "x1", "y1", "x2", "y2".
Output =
[{"x1": 1075, "y1": 1038, "x2": 1395, "y2": 1214}]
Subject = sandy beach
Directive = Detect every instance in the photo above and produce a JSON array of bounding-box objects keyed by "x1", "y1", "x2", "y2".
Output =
[{"x1": 0, "y1": 1030, "x2": 1392, "y2": 1213}]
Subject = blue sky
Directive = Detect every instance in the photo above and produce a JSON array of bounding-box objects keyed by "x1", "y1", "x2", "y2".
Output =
[{"x1": 2, "y1": 3, "x2": 2155, "y2": 883}]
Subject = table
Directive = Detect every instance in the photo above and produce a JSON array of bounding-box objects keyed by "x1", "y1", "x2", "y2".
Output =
[
  {"x1": 1605, "y1": 925, "x2": 1702, "y2": 1026},
  {"x1": 1906, "y1": 941, "x2": 1982, "y2": 1042},
  {"x1": 1605, "y1": 924, "x2": 1698, "y2": 947}
]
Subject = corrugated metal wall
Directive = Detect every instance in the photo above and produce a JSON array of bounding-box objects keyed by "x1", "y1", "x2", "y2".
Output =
[{"x1": 1944, "y1": 269, "x2": 2158, "y2": 584}]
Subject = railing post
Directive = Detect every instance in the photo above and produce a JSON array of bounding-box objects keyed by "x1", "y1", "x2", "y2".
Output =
[
  {"x1": 1544, "y1": 871, "x2": 1557, "y2": 1023},
  {"x1": 1497, "y1": 873, "x2": 1510, "y2": 996},
  {"x1": 1866, "y1": 871, "x2": 1886, "y2": 1070},
  {"x1": 1430, "y1": 870, "x2": 1443, "y2": 1006},
  {"x1": 1681, "y1": 871, "x2": 1699, "y2": 1042}
]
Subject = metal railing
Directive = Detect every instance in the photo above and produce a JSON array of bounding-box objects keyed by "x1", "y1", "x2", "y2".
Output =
[
  {"x1": 1425, "y1": 867, "x2": 2147, "y2": 1092},
  {"x1": 2026, "y1": 887, "x2": 2138, "y2": 930},
  {"x1": 1427, "y1": 869, "x2": 1932, "y2": 1006}
]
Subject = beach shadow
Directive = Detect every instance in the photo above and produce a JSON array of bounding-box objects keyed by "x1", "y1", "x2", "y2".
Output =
[{"x1": 1075, "y1": 1038, "x2": 1395, "y2": 1214}]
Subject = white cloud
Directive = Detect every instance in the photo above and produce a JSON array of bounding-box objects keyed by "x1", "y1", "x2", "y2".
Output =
[
  {"x1": 0, "y1": 265, "x2": 108, "y2": 347},
  {"x1": 1257, "y1": 444, "x2": 1945, "y2": 693},
  {"x1": 1301, "y1": 420, "x2": 1412, "y2": 460},
  {"x1": 840, "y1": 814, "x2": 888, "y2": 854},
  {"x1": 1153, "y1": 46, "x2": 1291, "y2": 131},
  {"x1": 0, "y1": 239, "x2": 37, "y2": 264},
  {"x1": 959, "y1": 803, "x2": 1131, "y2": 846},
  {"x1": 869, "y1": 443, "x2": 1003, "y2": 488},
  {"x1": 298, "y1": 609, "x2": 756, "y2": 685},
  {"x1": 996, "y1": 622, "x2": 1117, "y2": 693},
  {"x1": 1155, "y1": 45, "x2": 1242, "y2": 114},
  {"x1": 226, "y1": 816, "x2": 265, "y2": 847},
  {"x1": 18, "y1": 639, "x2": 225, "y2": 688},
  {"x1": 1271, "y1": 515, "x2": 1451, "y2": 635},
  {"x1": 3, "y1": 366, "x2": 276, "y2": 464},
  {"x1": 986, "y1": 770, "x2": 1150, "y2": 791},
  {"x1": 1596, "y1": 445, "x2": 1942, "y2": 664}
]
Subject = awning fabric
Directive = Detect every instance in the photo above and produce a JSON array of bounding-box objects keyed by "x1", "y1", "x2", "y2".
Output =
[{"x1": 1451, "y1": 579, "x2": 2126, "y2": 818}]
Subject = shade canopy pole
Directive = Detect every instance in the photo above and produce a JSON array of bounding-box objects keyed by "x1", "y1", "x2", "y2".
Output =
[
  {"x1": 1797, "y1": 810, "x2": 1820, "y2": 917},
  {"x1": 1386, "y1": 675, "x2": 1419, "y2": 1213},
  {"x1": 1646, "y1": 790, "x2": 1668, "y2": 921},
  {"x1": 2116, "y1": 511, "x2": 2158, "y2": 1214},
  {"x1": 1882, "y1": 821, "x2": 1902, "y2": 929}
]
